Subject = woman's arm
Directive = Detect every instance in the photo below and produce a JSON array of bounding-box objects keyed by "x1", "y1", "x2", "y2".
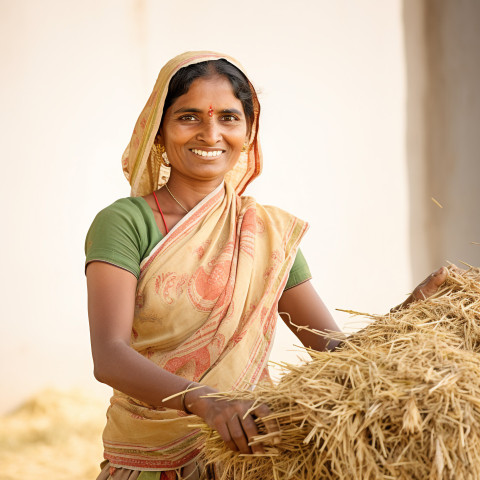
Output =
[
  {"x1": 278, "y1": 280, "x2": 342, "y2": 352},
  {"x1": 86, "y1": 261, "x2": 193, "y2": 409},
  {"x1": 279, "y1": 267, "x2": 450, "y2": 352},
  {"x1": 86, "y1": 261, "x2": 277, "y2": 454}
]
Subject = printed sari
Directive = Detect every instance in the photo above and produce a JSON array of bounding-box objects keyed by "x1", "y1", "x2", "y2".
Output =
[{"x1": 100, "y1": 51, "x2": 308, "y2": 474}]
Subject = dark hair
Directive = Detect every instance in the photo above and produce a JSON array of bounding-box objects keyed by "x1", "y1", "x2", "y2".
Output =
[{"x1": 161, "y1": 59, "x2": 255, "y2": 129}]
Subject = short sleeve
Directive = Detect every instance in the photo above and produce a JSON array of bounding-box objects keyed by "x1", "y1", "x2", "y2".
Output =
[
  {"x1": 85, "y1": 198, "x2": 157, "y2": 278},
  {"x1": 284, "y1": 248, "x2": 312, "y2": 290}
]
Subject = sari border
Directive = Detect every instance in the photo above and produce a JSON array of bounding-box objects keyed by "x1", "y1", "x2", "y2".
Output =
[
  {"x1": 233, "y1": 217, "x2": 309, "y2": 389},
  {"x1": 105, "y1": 447, "x2": 202, "y2": 471},
  {"x1": 103, "y1": 428, "x2": 201, "y2": 451}
]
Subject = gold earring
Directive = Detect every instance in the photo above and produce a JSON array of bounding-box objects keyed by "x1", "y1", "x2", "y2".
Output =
[
  {"x1": 153, "y1": 142, "x2": 170, "y2": 167},
  {"x1": 241, "y1": 143, "x2": 249, "y2": 153},
  {"x1": 161, "y1": 148, "x2": 170, "y2": 167}
]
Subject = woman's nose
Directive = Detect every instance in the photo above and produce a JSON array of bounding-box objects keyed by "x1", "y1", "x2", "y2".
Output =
[{"x1": 197, "y1": 120, "x2": 222, "y2": 145}]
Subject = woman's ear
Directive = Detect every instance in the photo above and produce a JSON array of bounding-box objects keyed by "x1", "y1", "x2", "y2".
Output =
[{"x1": 156, "y1": 128, "x2": 164, "y2": 146}]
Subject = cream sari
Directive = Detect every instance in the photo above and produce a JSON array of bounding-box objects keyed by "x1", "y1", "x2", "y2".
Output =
[{"x1": 101, "y1": 51, "x2": 308, "y2": 473}]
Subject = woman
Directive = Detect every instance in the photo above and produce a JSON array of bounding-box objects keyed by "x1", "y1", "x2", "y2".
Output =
[{"x1": 85, "y1": 51, "x2": 447, "y2": 479}]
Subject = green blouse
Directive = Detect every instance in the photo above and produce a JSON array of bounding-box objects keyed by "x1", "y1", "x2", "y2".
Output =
[{"x1": 85, "y1": 197, "x2": 311, "y2": 290}]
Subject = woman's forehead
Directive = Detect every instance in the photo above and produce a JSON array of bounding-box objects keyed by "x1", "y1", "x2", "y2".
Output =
[{"x1": 170, "y1": 75, "x2": 241, "y2": 109}]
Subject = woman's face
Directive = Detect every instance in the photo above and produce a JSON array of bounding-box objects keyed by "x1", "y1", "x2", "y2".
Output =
[{"x1": 157, "y1": 75, "x2": 248, "y2": 185}]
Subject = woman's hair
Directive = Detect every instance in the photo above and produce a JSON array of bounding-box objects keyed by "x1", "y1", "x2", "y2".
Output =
[{"x1": 161, "y1": 59, "x2": 255, "y2": 129}]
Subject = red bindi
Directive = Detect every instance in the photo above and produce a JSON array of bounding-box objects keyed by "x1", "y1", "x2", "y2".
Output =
[{"x1": 208, "y1": 105, "x2": 214, "y2": 117}]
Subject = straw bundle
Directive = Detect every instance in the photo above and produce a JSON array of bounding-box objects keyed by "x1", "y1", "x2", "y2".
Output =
[{"x1": 201, "y1": 266, "x2": 480, "y2": 479}]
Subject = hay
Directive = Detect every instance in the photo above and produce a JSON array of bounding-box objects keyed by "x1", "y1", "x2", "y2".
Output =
[
  {"x1": 0, "y1": 388, "x2": 106, "y2": 480},
  {"x1": 201, "y1": 266, "x2": 480, "y2": 479}
]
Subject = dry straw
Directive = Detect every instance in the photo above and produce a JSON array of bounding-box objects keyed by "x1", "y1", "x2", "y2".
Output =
[{"x1": 200, "y1": 266, "x2": 480, "y2": 479}]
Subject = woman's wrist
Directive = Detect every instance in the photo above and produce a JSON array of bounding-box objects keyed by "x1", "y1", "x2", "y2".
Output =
[
  {"x1": 184, "y1": 384, "x2": 216, "y2": 416},
  {"x1": 181, "y1": 382, "x2": 197, "y2": 413}
]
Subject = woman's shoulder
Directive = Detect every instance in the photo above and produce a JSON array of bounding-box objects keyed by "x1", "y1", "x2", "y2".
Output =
[
  {"x1": 88, "y1": 196, "x2": 159, "y2": 234},
  {"x1": 94, "y1": 196, "x2": 151, "y2": 219},
  {"x1": 85, "y1": 197, "x2": 161, "y2": 276}
]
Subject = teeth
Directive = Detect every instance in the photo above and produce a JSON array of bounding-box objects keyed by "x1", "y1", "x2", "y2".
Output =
[{"x1": 191, "y1": 149, "x2": 222, "y2": 157}]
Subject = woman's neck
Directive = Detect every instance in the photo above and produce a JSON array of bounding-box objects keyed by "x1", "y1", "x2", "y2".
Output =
[{"x1": 164, "y1": 174, "x2": 224, "y2": 212}]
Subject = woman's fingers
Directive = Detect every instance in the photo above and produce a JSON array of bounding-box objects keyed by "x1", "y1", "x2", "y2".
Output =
[
  {"x1": 254, "y1": 403, "x2": 281, "y2": 445},
  {"x1": 240, "y1": 412, "x2": 264, "y2": 454},
  {"x1": 412, "y1": 266, "x2": 448, "y2": 301},
  {"x1": 226, "y1": 408, "x2": 267, "y2": 454},
  {"x1": 219, "y1": 401, "x2": 277, "y2": 454},
  {"x1": 204, "y1": 398, "x2": 278, "y2": 454},
  {"x1": 214, "y1": 420, "x2": 239, "y2": 453},
  {"x1": 227, "y1": 412, "x2": 254, "y2": 454},
  {"x1": 391, "y1": 266, "x2": 452, "y2": 312}
]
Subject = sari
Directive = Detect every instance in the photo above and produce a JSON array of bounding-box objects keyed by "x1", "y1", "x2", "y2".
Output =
[{"x1": 100, "y1": 51, "x2": 308, "y2": 475}]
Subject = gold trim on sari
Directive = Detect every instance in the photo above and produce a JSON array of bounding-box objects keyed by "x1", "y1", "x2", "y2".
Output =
[{"x1": 102, "y1": 51, "x2": 308, "y2": 471}]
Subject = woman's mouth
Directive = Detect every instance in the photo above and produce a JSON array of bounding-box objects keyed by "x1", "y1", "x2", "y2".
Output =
[{"x1": 190, "y1": 148, "x2": 223, "y2": 158}]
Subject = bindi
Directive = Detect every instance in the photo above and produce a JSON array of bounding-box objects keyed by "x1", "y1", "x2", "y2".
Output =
[{"x1": 208, "y1": 105, "x2": 214, "y2": 117}]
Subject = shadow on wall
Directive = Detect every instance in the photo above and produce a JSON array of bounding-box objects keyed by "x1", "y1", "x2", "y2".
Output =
[{"x1": 404, "y1": 0, "x2": 480, "y2": 282}]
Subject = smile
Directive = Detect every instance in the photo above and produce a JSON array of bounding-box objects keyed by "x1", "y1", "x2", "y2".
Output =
[{"x1": 190, "y1": 149, "x2": 223, "y2": 158}]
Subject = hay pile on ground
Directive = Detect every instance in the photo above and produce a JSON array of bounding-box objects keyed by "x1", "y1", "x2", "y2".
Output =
[
  {"x1": 201, "y1": 266, "x2": 480, "y2": 479},
  {"x1": 0, "y1": 388, "x2": 106, "y2": 480}
]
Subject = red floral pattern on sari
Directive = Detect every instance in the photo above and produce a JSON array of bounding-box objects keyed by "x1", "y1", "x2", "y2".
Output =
[
  {"x1": 155, "y1": 272, "x2": 189, "y2": 305},
  {"x1": 163, "y1": 333, "x2": 226, "y2": 381},
  {"x1": 187, "y1": 241, "x2": 235, "y2": 314},
  {"x1": 193, "y1": 240, "x2": 211, "y2": 259},
  {"x1": 237, "y1": 207, "x2": 257, "y2": 257}
]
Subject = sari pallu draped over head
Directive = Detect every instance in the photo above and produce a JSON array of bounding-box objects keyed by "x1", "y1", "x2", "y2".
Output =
[{"x1": 104, "y1": 51, "x2": 308, "y2": 471}]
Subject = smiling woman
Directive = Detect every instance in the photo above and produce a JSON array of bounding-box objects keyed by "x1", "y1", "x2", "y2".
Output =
[
  {"x1": 154, "y1": 75, "x2": 248, "y2": 210},
  {"x1": 84, "y1": 51, "x2": 447, "y2": 480}
]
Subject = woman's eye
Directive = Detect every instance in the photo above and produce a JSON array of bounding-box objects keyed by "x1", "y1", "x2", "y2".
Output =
[
  {"x1": 179, "y1": 115, "x2": 197, "y2": 121},
  {"x1": 221, "y1": 114, "x2": 238, "y2": 122}
]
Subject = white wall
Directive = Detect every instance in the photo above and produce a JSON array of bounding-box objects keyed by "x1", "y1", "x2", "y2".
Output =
[{"x1": 0, "y1": 0, "x2": 410, "y2": 412}]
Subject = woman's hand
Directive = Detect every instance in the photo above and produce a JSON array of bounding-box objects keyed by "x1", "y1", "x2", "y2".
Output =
[
  {"x1": 391, "y1": 266, "x2": 449, "y2": 312},
  {"x1": 185, "y1": 385, "x2": 279, "y2": 455}
]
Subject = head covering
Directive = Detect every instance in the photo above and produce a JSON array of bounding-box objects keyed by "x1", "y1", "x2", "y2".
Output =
[{"x1": 122, "y1": 51, "x2": 262, "y2": 197}]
